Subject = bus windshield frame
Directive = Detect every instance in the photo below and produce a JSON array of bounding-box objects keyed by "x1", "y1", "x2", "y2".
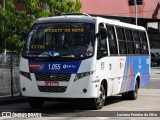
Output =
[{"x1": 22, "y1": 22, "x2": 95, "y2": 62}]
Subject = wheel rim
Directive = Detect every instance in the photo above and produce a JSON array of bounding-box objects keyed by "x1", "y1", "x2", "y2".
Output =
[
  {"x1": 95, "y1": 86, "x2": 105, "y2": 108},
  {"x1": 134, "y1": 81, "x2": 138, "y2": 98}
]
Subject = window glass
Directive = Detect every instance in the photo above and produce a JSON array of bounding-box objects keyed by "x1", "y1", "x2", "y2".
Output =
[
  {"x1": 23, "y1": 23, "x2": 95, "y2": 59},
  {"x1": 97, "y1": 38, "x2": 108, "y2": 58},
  {"x1": 107, "y1": 25, "x2": 116, "y2": 40},
  {"x1": 127, "y1": 42, "x2": 134, "y2": 54},
  {"x1": 139, "y1": 31, "x2": 149, "y2": 54},
  {"x1": 135, "y1": 42, "x2": 141, "y2": 54},
  {"x1": 139, "y1": 32, "x2": 147, "y2": 43},
  {"x1": 133, "y1": 30, "x2": 140, "y2": 42},
  {"x1": 97, "y1": 23, "x2": 108, "y2": 59},
  {"x1": 125, "y1": 29, "x2": 132, "y2": 41},
  {"x1": 119, "y1": 41, "x2": 127, "y2": 54},
  {"x1": 116, "y1": 27, "x2": 125, "y2": 40},
  {"x1": 125, "y1": 28, "x2": 134, "y2": 54},
  {"x1": 116, "y1": 27, "x2": 126, "y2": 55},
  {"x1": 132, "y1": 30, "x2": 141, "y2": 55},
  {"x1": 106, "y1": 25, "x2": 118, "y2": 55}
]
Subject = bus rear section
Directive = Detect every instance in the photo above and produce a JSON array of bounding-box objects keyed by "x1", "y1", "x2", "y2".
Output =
[{"x1": 96, "y1": 18, "x2": 150, "y2": 102}]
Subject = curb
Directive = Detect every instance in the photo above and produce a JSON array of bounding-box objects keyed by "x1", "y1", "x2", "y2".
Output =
[{"x1": 0, "y1": 94, "x2": 27, "y2": 105}]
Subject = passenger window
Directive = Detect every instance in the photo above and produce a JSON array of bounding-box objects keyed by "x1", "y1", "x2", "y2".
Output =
[
  {"x1": 133, "y1": 30, "x2": 141, "y2": 54},
  {"x1": 140, "y1": 32, "x2": 147, "y2": 42},
  {"x1": 125, "y1": 29, "x2": 134, "y2": 54},
  {"x1": 139, "y1": 31, "x2": 149, "y2": 54},
  {"x1": 125, "y1": 29, "x2": 133, "y2": 41},
  {"x1": 135, "y1": 42, "x2": 141, "y2": 54},
  {"x1": 106, "y1": 25, "x2": 118, "y2": 55},
  {"x1": 119, "y1": 41, "x2": 126, "y2": 54},
  {"x1": 97, "y1": 38, "x2": 108, "y2": 58},
  {"x1": 116, "y1": 27, "x2": 125, "y2": 40},
  {"x1": 133, "y1": 30, "x2": 140, "y2": 42},
  {"x1": 116, "y1": 27, "x2": 127, "y2": 55},
  {"x1": 127, "y1": 42, "x2": 134, "y2": 54},
  {"x1": 97, "y1": 23, "x2": 108, "y2": 59}
]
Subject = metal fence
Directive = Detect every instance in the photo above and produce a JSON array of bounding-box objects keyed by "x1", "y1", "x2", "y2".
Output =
[{"x1": 0, "y1": 56, "x2": 20, "y2": 97}]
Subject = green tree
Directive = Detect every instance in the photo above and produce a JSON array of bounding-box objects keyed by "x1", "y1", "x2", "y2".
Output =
[
  {"x1": 0, "y1": 0, "x2": 82, "y2": 54},
  {"x1": 0, "y1": 1, "x2": 24, "y2": 53}
]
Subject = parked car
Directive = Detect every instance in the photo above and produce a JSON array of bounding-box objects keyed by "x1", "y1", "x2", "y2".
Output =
[
  {"x1": 151, "y1": 48, "x2": 160, "y2": 53},
  {"x1": 151, "y1": 52, "x2": 160, "y2": 67}
]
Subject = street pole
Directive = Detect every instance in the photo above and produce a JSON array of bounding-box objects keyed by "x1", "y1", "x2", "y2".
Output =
[
  {"x1": 3, "y1": 0, "x2": 6, "y2": 54},
  {"x1": 60, "y1": 0, "x2": 63, "y2": 15},
  {"x1": 10, "y1": 52, "x2": 14, "y2": 97},
  {"x1": 2, "y1": 0, "x2": 5, "y2": 9},
  {"x1": 134, "y1": 0, "x2": 138, "y2": 25}
]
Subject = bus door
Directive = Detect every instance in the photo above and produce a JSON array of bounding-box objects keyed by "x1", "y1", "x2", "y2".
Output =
[
  {"x1": 96, "y1": 23, "x2": 113, "y2": 96},
  {"x1": 106, "y1": 25, "x2": 122, "y2": 95}
]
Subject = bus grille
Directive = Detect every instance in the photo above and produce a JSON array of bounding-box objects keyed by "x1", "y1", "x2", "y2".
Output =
[
  {"x1": 35, "y1": 73, "x2": 71, "y2": 81},
  {"x1": 38, "y1": 86, "x2": 67, "y2": 93}
]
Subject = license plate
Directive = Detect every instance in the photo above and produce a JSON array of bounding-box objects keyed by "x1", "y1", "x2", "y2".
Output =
[{"x1": 44, "y1": 81, "x2": 59, "y2": 86}]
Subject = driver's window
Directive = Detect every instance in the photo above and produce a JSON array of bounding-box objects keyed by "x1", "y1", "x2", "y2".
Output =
[{"x1": 97, "y1": 23, "x2": 108, "y2": 59}]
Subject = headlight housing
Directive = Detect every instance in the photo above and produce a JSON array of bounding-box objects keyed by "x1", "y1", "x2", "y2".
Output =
[
  {"x1": 74, "y1": 71, "x2": 94, "y2": 81},
  {"x1": 20, "y1": 71, "x2": 31, "y2": 80}
]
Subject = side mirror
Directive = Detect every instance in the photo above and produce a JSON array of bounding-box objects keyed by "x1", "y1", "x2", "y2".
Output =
[
  {"x1": 20, "y1": 30, "x2": 28, "y2": 41},
  {"x1": 96, "y1": 27, "x2": 108, "y2": 39}
]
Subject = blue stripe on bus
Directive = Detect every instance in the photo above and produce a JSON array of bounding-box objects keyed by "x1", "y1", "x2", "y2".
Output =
[
  {"x1": 120, "y1": 56, "x2": 150, "y2": 92},
  {"x1": 29, "y1": 61, "x2": 81, "y2": 73}
]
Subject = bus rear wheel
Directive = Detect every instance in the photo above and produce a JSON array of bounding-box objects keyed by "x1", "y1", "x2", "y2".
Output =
[
  {"x1": 28, "y1": 97, "x2": 45, "y2": 109},
  {"x1": 122, "y1": 80, "x2": 138, "y2": 100},
  {"x1": 91, "y1": 84, "x2": 105, "y2": 110}
]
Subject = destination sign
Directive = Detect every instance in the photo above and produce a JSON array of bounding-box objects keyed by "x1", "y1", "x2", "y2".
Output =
[
  {"x1": 44, "y1": 28, "x2": 84, "y2": 33},
  {"x1": 30, "y1": 45, "x2": 45, "y2": 49}
]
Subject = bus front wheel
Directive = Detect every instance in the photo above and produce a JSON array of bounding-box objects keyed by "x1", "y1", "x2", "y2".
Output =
[
  {"x1": 28, "y1": 97, "x2": 45, "y2": 109},
  {"x1": 91, "y1": 84, "x2": 105, "y2": 110}
]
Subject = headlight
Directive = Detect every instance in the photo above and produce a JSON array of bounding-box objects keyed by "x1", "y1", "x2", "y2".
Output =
[
  {"x1": 74, "y1": 71, "x2": 94, "y2": 81},
  {"x1": 20, "y1": 71, "x2": 31, "y2": 80}
]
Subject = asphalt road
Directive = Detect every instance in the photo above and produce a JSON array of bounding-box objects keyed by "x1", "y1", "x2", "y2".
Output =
[
  {"x1": 0, "y1": 67, "x2": 159, "y2": 120},
  {"x1": 144, "y1": 67, "x2": 160, "y2": 89}
]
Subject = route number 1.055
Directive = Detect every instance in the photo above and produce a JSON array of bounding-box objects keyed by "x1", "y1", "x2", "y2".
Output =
[{"x1": 48, "y1": 64, "x2": 61, "y2": 70}]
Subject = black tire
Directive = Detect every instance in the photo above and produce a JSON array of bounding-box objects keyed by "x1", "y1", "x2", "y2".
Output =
[
  {"x1": 28, "y1": 97, "x2": 45, "y2": 109},
  {"x1": 91, "y1": 84, "x2": 105, "y2": 110},
  {"x1": 122, "y1": 92, "x2": 129, "y2": 100},
  {"x1": 122, "y1": 80, "x2": 138, "y2": 100}
]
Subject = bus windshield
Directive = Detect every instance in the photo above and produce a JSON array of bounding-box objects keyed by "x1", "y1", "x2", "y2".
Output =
[{"x1": 23, "y1": 23, "x2": 95, "y2": 60}]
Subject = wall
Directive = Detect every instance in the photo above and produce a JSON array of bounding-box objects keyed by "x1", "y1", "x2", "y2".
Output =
[{"x1": 81, "y1": 0, "x2": 160, "y2": 19}]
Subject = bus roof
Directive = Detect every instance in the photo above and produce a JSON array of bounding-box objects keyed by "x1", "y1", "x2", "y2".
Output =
[
  {"x1": 35, "y1": 15, "x2": 96, "y2": 24},
  {"x1": 35, "y1": 15, "x2": 146, "y2": 31},
  {"x1": 96, "y1": 17, "x2": 146, "y2": 31}
]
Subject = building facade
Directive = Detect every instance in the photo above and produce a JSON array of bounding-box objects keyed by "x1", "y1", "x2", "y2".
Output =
[
  {"x1": 81, "y1": 0, "x2": 160, "y2": 48},
  {"x1": 0, "y1": 0, "x2": 160, "y2": 48}
]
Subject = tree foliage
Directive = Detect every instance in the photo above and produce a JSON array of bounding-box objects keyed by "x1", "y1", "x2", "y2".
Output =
[{"x1": 0, "y1": 0, "x2": 82, "y2": 53}]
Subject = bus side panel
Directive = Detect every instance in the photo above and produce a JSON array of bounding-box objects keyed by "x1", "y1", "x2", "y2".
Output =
[
  {"x1": 120, "y1": 56, "x2": 150, "y2": 93},
  {"x1": 140, "y1": 73, "x2": 150, "y2": 87}
]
